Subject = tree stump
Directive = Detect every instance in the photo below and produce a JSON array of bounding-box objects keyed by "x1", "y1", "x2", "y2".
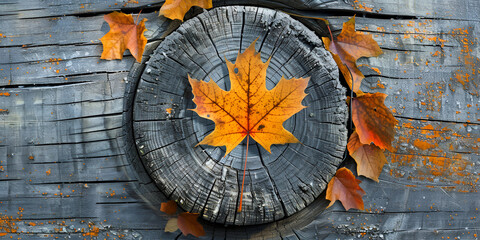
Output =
[{"x1": 128, "y1": 6, "x2": 347, "y2": 226}]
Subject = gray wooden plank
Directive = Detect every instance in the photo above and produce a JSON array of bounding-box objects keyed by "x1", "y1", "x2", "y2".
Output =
[
  {"x1": 5, "y1": 0, "x2": 478, "y2": 21},
  {"x1": 0, "y1": 0, "x2": 479, "y2": 239},
  {"x1": 0, "y1": 0, "x2": 160, "y2": 19}
]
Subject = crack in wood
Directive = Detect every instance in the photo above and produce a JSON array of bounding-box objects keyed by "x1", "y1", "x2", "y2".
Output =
[{"x1": 395, "y1": 115, "x2": 480, "y2": 125}]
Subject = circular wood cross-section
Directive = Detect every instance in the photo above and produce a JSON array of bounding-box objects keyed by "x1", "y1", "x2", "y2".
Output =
[{"x1": 132, "y1": 6, "x2": 347, "y2": 226}]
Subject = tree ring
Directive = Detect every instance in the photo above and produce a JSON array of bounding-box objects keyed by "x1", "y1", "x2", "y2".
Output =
[{"x1": 132, "y1": 6, "x2": 347, "y2": 226}]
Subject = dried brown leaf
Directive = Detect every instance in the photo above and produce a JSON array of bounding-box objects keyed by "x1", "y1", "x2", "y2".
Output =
[{"x1": 326, "y1": 167, "x2": 365, "y2": 210}]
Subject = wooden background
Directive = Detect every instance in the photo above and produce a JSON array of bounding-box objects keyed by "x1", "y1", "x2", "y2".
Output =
[{"x1": 1, "y1": 0, "x2": 479, "y2": 239}]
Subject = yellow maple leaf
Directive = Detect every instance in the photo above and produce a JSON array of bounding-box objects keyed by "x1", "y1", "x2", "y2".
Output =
[
  {"x1": 189, "y1": 39, "x2": 309, "y2": 155},
  {"x1": 159, "y1": 0, "x2": 212, "y2": 21},
  {"x1": 99, "y1": 11, "x2": 147, "y2": 62}
]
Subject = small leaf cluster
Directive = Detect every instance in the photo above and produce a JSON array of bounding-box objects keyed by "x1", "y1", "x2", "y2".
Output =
[{"x1": 322, "y1": 16, "x2": 397, "y2": 210}]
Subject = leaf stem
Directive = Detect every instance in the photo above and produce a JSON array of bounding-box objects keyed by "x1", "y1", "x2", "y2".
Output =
[
  {"x1": 348, "y1": 68, "x2": 354, "y2": 131},
  {"x1": 327, "y1": 24, "x2": 333, "y2": 41},
  {"x1": 238, "y1": 135, "x2": 249, "y2": 212},
  {"x1": 135, "y1": 9, "x2": 143, "y2": 25}
]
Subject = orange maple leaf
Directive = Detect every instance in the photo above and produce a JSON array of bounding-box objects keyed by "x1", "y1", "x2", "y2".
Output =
[
  {"x1": 100, "y1": 11, "x2": 147, "y2": 63},
  {"x1": 189, "y1": 39, "x2": 309, "y2": 155},
  {"x1": 162, "y1": 213, "x2": 205, "y2": 237},
  {"x1": 159, "y1": 0, "x2": 213, "y2": 21},
  {"x1": 177, "y1": 212, "x2": 205, "y2": 237},
  {"x1": 326, "y1": 167, "x2": 365, "y2": 210},
  {"x1": 160, "y1": 200, "x2": 177, "y2": 215},
  {"x1": 351, "y1": 92, "x2": 398, "y2": 151},
  {"x1": 322, "y1": 16, "x2": 383, "y2": 93},
  {"x1": 347, "y1": 131, "x2": 387, "y2": 182}
]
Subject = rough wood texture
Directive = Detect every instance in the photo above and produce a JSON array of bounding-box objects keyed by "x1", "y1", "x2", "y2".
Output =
[
  {"x1": 131, "y1": 6, "x2": 347, "y2": 226},
  {"x1": 0, "y1": 0, "x2": 479, "y2": 239}
]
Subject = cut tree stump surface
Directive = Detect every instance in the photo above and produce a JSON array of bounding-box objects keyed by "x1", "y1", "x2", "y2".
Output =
[
  {"x1": 132, "y1": 6, "x2": 346, "y2": 226},
  {"x1": 1, "y1": 0, "x2": 479, "y2": 239}
]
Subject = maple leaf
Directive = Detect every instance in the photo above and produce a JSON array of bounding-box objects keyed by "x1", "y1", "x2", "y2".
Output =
[
  {"x1": 159, "y1": 0, "x2": 213, "y2": 21},
  {"x1": 162, "y1": 214, "x2": 205, "y2": 237},
  {"x1": 347, "y1": 131, "x2": 387, "y2": 182},
  {"x1": 160, "y1": 200, "x2": 205, "y2": 237},
  {"x1": 351, "y1": 92, "x2": 398, "y2": 151},
  {"x1": 160, "y1": 200, "x2": 177, "y2": 215},
  {"x1": 99, "y1": 11, "x2": 147, "y2": 63},
  {"x1": 189, "y1": 39, "x2": 309, "y2": 155},
  {"x1": 326, "y1": 167, "x2": 365, "y2": 210},
  {"x1": 177, "y1": 212, "x2": 205, "y2": 237},
  {"x1": 322, "y1": 16, "x2": 383, "y2": 93}
]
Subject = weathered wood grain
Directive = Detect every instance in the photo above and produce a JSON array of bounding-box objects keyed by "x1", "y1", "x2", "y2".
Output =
[
  {"x1": 132, "y1": 6, "x2": 347, "y2": 225},
  {"x1": 0, "y1": 0, "x2": 479, "y2": 239}
]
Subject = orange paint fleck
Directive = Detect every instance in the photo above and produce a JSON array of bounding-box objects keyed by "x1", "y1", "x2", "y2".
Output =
[
  {"x1": 166, "y1": 108, "x2": 172, "y2": 114},
  {"x1": 420, "y1": 124, "x2": 434, "y2": 132},
  {"x1": 371, "y1": 67, "x2": 382, "y2": 75},
  {"x1": 427, "y1": 37, "x2": 447, "y2": 47},
  {"x1": 356, "y1": 3, "x2": 373, "y2": 12},
  {"x1": 413, "y1": 139, "x2": 435, "y2": 150},
  {"x1": 85, "y1": 226, "x2": 99, "y2": 236},
  {"x1": 449, "y1": 28, "x2": 479, "y2": 96},
  {"x1": 0, "y1": 214, "x2": 18, "y2": 234},
  {"x1": 46, "y1": 169, "x2": 51, "y2": 176},
  {"x1": 390, "y1": 120, "x2": 478, "y2": 192},
  {"x1": 0, "y1": 92, "x2": 10, "y2": 97}
]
